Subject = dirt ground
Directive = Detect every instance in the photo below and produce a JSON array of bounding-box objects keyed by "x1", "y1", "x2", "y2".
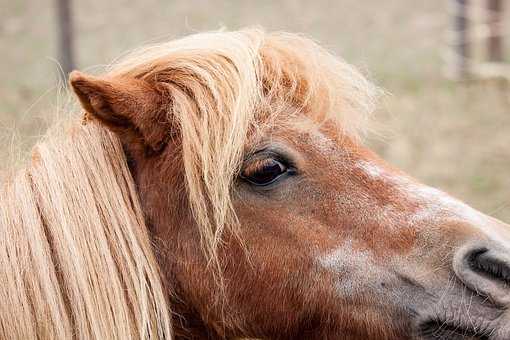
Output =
[{"x1": 1, "y1": 0, "x2": 509, "y2": 221}]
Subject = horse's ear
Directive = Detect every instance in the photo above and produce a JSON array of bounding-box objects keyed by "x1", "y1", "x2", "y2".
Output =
[{"x1": 69, "y1": 70, "x2": 170, "y2": 154}]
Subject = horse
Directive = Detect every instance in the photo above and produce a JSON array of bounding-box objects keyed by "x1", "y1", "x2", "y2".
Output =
[{"x1": 1, "y1": 28, "x2": 510, "y2": 340}]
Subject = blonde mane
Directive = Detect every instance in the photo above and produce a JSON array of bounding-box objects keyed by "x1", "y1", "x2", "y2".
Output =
[
  {"x1": 0, "y1": 122, "x2": 172, "y2": 339},
  {"x1": 0, "y1": 28, "x2": 378, "y2": 339}
]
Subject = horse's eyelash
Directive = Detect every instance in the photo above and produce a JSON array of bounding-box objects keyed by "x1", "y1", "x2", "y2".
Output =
[
  {"x1": 244, "y1": 148, "x2": 295, "y2": 168},
  {"x1": 242, "y1": 158, "x2": 277, "y2": 175}
]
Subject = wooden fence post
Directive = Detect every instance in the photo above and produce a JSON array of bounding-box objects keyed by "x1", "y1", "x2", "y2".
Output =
[
  {"x1": 55, "y1": 0, "x2": 75, "y2": 81},
  {"x1": 450, "y1": 0, "x2": 471, "y2": 79},
  {"x1": 487, "y1": 0, "x2": 504, "y2": 62}
]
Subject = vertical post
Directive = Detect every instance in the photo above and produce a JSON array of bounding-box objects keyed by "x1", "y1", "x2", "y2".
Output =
[
  {"x1": 450, "y1": 0, "x2": 471, "y2": 79},
  {"x1": 487, "y1": 0, "x2": 504, "y2": 62},
  {"x1": 55, "y1": 0, "x2": 75, "y2": 81}
]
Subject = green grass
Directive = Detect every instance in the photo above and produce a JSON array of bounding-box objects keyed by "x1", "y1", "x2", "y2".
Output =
[{"x1": 1, "y1": 0, "x2": 509, "y2": 221}]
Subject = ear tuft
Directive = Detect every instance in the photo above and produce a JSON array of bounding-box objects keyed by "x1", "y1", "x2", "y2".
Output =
[{"x1": 69, "y1": 71, "x2": 100, "y2": 115}]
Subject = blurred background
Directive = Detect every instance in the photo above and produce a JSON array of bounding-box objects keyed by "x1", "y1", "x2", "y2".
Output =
[{"x1": 1, "y1": 0, "x2": 509, "y2": 221}]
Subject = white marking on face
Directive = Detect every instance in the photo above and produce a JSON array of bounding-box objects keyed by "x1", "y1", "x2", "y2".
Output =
[
  {"x1": 405, "y1": 183, "x2": 510, "y2": 244},
  {"x1": 353, "y1": 160, "x2": 510, "y2": 245},
  {"x1": 356, "y1": 160, "x2": 385, "y2": 180},
  {"x1": 406, "y1": 184, "x2": 482, "y2": 223},
  {"x1": 309, "y1": 129, "x2": 337, "y2": 156},
  {"x1": 318, "y1": 241, "x2": 381, "y2": 295}
]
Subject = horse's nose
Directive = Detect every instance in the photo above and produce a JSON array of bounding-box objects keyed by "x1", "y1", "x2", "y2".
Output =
[{"x1": 454, "y1": 242, "x2": 510, "y2": 306}]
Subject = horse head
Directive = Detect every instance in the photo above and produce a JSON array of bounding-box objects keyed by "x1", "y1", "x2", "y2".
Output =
[{"x1": 66, "y1": 29, "x2": 510, "y2": 339}]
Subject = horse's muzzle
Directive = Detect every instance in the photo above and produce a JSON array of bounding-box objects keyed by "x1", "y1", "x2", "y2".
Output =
[
  {"x1": 411, "y1": 238, "x2": 510, "y2": 339},
  {"x1": 425, "y1": 240, "x2": 510, "y2": 340}
]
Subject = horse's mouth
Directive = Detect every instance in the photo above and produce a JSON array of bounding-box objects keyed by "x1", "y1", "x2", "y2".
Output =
[{"x1": 417, "y1": 318, "x2": 494, "y2": 340}]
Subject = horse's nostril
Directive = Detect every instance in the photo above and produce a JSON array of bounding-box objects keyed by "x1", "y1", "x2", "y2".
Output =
[
  {"x1": 467, "y1": 248, "x2": 510, "y2": 285},
  {"x1": 454, "y1": 244, "x2": 510, "y2": 306}
]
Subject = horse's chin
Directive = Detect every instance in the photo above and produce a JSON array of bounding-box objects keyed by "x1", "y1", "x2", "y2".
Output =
[{"x1": 413, "y1": 301, "x2": 506, "y2": 340}]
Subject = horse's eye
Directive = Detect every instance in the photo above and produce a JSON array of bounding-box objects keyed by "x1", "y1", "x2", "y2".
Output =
[{"x1": 241, "y1": 158, "x2": 290, "y2": 186}]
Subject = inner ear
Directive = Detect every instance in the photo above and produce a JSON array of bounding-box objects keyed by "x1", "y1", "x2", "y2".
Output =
[
  {"x1": 75, "y1": 90, "x2": 131, "y2": 128},
  {"x1": 69, "y1": 71, "x2": 171, "y2": 154}
]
